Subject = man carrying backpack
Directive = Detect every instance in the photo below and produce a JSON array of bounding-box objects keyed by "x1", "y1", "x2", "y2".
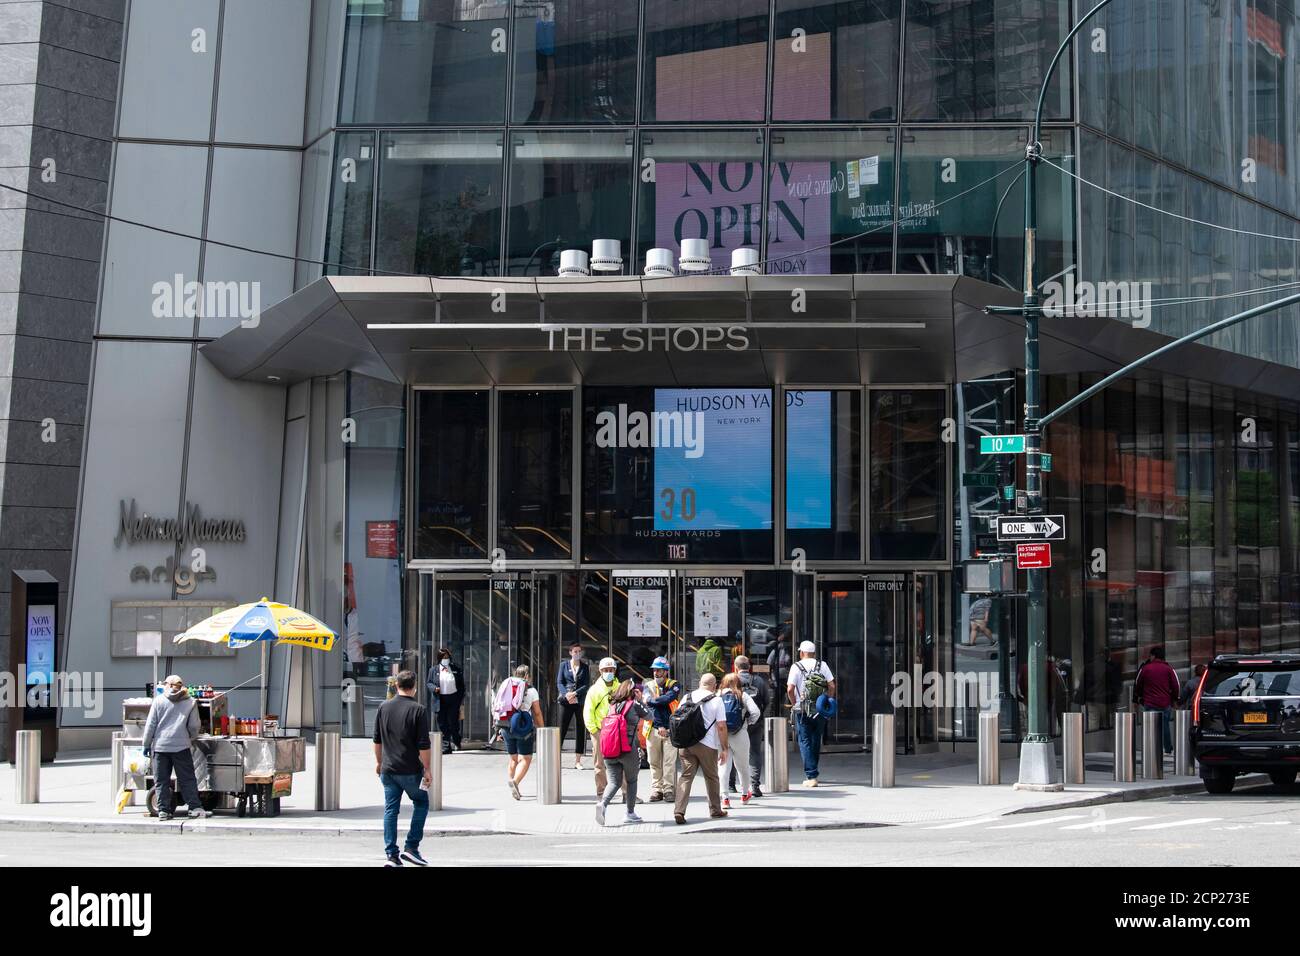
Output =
[
  {"x1": 583, "y1": 657, "x2": 619, "y2": 798},
  {"x1": 492, "y1": 665, "x2": 545, "y2": 800},
  {"x1": 671, "y1": 673, "x2": 729, "y2": 824},
  {"x1": 644, "y1": 657, "x2": 681, "y2": 802},
  {"x1": 786, "y1": 641, "x2": 835, "y2": 788},
  {"x1": 733, "y1": 655, "x2": 770, "y2": 797}
]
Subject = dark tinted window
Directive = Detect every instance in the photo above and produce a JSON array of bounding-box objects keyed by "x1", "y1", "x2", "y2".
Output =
[
  {"x1": 325, "y1": 131, "x2": 375, "y2": 275},
  {"x1": 869, "y1": 389, "x2": 946, "y2": 561},
  {"x1": 498, "y1": 390, "x2": 573, "y2": 559},
  {"x1": 1204, "y1": 667, "x2": 1300, "y2": 697},
  {"x1": 414, "y1": 390, "x2": 489, "y2": 559}
]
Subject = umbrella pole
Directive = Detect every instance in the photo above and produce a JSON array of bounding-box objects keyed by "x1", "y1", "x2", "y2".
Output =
[{"x1": 259, "y1": 641, "x2": 268, "y2": 721}]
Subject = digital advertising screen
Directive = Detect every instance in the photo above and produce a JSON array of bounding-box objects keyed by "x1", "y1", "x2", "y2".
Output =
[
  {"x1": 583, "y1": 387, "x2": 773, "y2": 562},
  {"x1": 26, "y1": 604, "x2": 55, "y2": 686}
]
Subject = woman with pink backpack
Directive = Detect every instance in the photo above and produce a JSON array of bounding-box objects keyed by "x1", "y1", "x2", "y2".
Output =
[{"x1": 595, "y1": 679, "x2": 649, "y2": 826}]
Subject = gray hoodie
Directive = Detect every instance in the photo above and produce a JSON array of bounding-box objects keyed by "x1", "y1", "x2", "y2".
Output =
[{"x1": 142, "y1": 688, "x2": 200, "y2": 753}]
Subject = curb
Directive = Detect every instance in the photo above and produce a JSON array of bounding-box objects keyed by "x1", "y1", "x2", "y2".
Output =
[{"x1": 0, "y1": 775, "x2": 1271, "y2": 838}]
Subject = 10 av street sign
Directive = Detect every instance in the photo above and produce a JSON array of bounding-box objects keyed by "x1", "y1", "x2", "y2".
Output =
[
  {"x1": 996, "y1": 515, "x2": 1066, "y2": 541},
  {"x1": 980, "y1": 434, "x2": 1026, "y2": 454}
]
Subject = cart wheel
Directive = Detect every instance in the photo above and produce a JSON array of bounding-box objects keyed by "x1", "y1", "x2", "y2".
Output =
[
  {"x1": 271, "y1": 797, "x2": 281, "y2": 817},
  {"x1": 145, "y1": 788, "x2": 159, "y2": 817},
  {"x1": 236, "y1": 797, "x2": 247, "y2": 818}
]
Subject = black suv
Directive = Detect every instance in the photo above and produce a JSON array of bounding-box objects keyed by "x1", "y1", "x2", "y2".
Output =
[{"x1": 1192, "y1": 653, "x2": 1300, "y2": 794}]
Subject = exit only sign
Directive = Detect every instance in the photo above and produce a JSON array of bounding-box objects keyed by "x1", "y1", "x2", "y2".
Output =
[{"x1": 1016, "y1": 542, "x2": 1052, "y2": 569}]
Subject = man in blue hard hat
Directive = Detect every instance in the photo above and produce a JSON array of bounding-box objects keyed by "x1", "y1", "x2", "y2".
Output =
[{"x1": 643, "y1": 656, "x2": 682, "y2": 802}]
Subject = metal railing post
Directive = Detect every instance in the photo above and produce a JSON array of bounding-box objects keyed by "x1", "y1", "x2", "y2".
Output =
[
  {"x1": 1063, "y1": 711, "x2": 1085, "y2": 784},
  {"x1": 428, "y1": 731, "x2": 443, "y2": 811},
  {"x1": 110, "y1": 730, "x2": 125, "y2": 806},
  {"x1": 314, "y1": 731, "x2": 341, "y2": 811},
  {"x1": 1142, "y1": 714, "x2": 1164, "y2": 779},
  {"x1": 16, "y1": 730, "x2": 39, "y2": 804},
  {"x1": 978, "y1": 712, "x2": 1000, "y2": 785},
  {"x1": 536, "y1": 726, "x2": 561, "y2": 805},
  {"x1": 1113, "y1": 712, "x2": 1135, "y2": 782},
  {"x1": 1174, "y1": 709, "x2": 1194, "y2": 777},
  {"x1": 871, "y1": 714, "x2": 895, "y2": 788},
  {"x1": 764, "y1": 717, "x2": 788, "y2": 793}
]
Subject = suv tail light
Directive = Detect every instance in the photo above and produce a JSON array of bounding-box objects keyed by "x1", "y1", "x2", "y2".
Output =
[{"x1": 1192, "y1": 667, "x2": 1210, "y2": 723}]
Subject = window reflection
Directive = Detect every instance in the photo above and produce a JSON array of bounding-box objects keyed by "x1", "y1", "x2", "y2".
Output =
[
  {"x1": 785, "y1": 389, "x2": 861, "y2": 559},
  {"x1": 512, "y1": 0, "x2": 638, "y2": 124},
  {"x1": 414, "y1": 390, "x2": 490, "y2": 559},
  {"x1": 870, "y1": 389, "x2": 945, "y2": 561},
  {"x1": 375, "y1": 131, "x2": 504, "y2": 277},
  {"x1": 498, "y1": 390, "x2": 573, "y2": 559},
  {"x1": 325, "y1": 131, "x2": 375, "y2": 276}
]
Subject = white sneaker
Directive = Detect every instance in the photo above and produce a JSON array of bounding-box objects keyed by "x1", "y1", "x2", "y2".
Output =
[
  {"x1": 625, "y1": 812, "x2": 644, "y2": 824},
  {"x1": 802, "y1": 778, "x2": 819, "y2": 788},
  {"x1": 595, "y1": 802, "x2": 607, "y2": 826}
]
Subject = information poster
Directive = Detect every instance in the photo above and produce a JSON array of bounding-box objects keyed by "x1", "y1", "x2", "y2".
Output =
[
  {"x1": 693, "y1": 588, "x2": 728, "y2": 637},
  {"x1": 25, "y1": 604, "x2": 55, "y2": 685},
  {"x1": 628, "y1": 589, "x2": 662, "y2": 637}
]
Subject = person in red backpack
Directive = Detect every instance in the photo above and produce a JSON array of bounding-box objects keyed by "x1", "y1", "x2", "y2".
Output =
[{"x1": 596, "y1": 679, "x2": 648, "y2": 827}]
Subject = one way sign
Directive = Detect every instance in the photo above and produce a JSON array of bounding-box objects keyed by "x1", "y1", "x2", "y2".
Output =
[{"x1": 996, "y1": 515, "x2": 1066, "y2": 541}]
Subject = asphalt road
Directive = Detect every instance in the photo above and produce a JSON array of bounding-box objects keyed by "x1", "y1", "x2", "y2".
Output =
[{"x1": 3, "y1": 783, "x2": 1298, "y2": 867}]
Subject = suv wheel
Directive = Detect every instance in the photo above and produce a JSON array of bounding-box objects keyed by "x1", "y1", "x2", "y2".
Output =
[
  {"x1": 1269, "y1": 769, "x2": 1298, "y2": 788},
  {"x1": 1202, "y1": 768, "x2": 1236, "y2": 794}
]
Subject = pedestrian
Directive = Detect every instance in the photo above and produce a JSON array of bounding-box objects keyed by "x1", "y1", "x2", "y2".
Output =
[
  {"x1": 733, "y1": 655, "x2": 769, "y2": 797},
  {"x1": 142, "y1": 674, "x2": 206, "y2": 821},
  {"x1": 718, "y1": 673, "x2": 761, "y2": 809},
  {"x1": 426, "y1": 647, "x2": 464, "y2": 753},
  {"x1": 493, "y1": 665, "x2": 545, "y2": 800},
  {"x1": 786, "y1": 641, "x2": 836, "y2": 787},
  {"x1": 372, "y1": 669, "x2": 431, "y2": 867},
  {"x1": 583, "y1": 657, "x2": 619, "y2": 798},
  {"x1": 643, "y1": 656, "x2": 681, "y2": 802},
  {"x1": 1180, "y1": 663, "x2": 1206, "y2": 706},
  {"x1": 696, "y1": 636, "x2": 726, "y2": 682},
  {"x1": 556, "y1": 642, "x2": 589, "y2": 769},
  {"x1": 671, "y1": 672, "x2": 729, "y2": 824},
  {"x1": 595, "y1": 679, "x2": 649, "y2": 826},
  {"x1": 1134, "y1": 645, "x2": 1180, "y2": 754}
]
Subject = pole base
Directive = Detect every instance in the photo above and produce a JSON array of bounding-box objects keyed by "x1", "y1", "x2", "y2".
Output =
[{"x1": 1015, "y1": 738, "x2": 1063, "y2": 790}]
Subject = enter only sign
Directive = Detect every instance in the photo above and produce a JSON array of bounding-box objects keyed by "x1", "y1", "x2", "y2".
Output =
[{"x1": 1016, "y1": 542, "x2": 1052, "y2": 569}]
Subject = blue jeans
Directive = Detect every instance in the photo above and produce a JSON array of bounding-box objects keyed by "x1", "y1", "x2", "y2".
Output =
[
  {"x1": 1143, "y1": 706, "x2": 1173, "y2": 753},
  {"x1": 794, "y1": 712, "x2": 824, "y2": 780},
  {"x1": 380, "y1": 772, "x2": 428, "y2": 858}
]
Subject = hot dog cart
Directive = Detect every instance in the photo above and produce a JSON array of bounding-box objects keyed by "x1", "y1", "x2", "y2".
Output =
[{"x1": 118, "y1": 697, "x2": 306, "y2": 817}]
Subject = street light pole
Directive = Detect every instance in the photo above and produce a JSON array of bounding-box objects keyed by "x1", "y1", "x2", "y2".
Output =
[{"x1": 1018, "y1": 0, "x2": 1119, "y2": 789}]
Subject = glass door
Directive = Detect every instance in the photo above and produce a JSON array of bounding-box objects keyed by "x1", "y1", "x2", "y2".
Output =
[
  {"x1": 428, "y1": 574, "x2": 494, "y2": 745},
  {"x1": 679, "y1": 571, "x2": 745, "y2": 684},
  {"x1": 610, "y1": 571, "x2": 675, "y2": 684},
  {"x1": 865, "y1": 575, "x2": 908, "y2": 753}
]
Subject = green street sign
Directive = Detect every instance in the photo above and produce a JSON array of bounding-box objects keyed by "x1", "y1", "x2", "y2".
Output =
[
  {"x1": 980, "y1": 434, "x2": 1027, "y2": 455},
  {"x1": 1041, "y1": 453, "x2": 1053, "y2": 472},
  {"x1": 962, "y1": 472, "x2": 1000, "y2": 487}
]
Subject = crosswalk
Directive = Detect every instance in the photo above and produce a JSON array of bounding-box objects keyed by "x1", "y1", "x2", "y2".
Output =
[{"x1": 918, "y1": 812, "x2": 1295, "y2": 833}]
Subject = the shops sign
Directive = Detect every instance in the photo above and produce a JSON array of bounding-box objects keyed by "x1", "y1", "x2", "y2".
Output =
[{"x1": 115, "y1": 499, "x2": 246, "y2": 548}]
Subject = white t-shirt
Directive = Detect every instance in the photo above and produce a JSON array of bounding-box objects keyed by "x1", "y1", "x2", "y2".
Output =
[
  {"x1": 438, "y1": 664, "x2": 457, "y2": 695},
  {"x1": 689, "y1": 687, "x2": 729, "y2": 750},
  {"x1": 787, "y1": 659, "x2": 835, "y2": 704}
]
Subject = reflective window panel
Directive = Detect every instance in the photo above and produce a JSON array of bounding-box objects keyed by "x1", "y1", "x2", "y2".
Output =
[
  {"x1": 505, "y1": 130, "x2": 633, "y2": 275},
  {"x1": 870, "y1": 389, "x2": 945, "y2": 561},
  {"x1": 511, "y1": 0, "x2": 639, "y2": 124},
  {"x1": 340, "y1": 0, "x2": 510, "y2": 125},
  {"x1": 414, "y1": 390, "x2": 490, "y2": 559},
  {"x1": 642, "y1": 0, "x2": 771, "y2": 122},
  {"x1": 375, "y1": 131, "x2": 504, "y2": 277},
  {"x1": 772, "y1": 0, "x2": 900, "y2": 122},
  {"x1": 325, "y1": 131, "x2": 375, "y2": 275},
  {"x1": 498, "y1": 390, "x2": 574, "y2": 560},
  {"x1": 785, "y1": 389, "x2": 861, "y2": 560},
  {"x1": 768, "y1": 128, "x2": 894, "y2": 274}
]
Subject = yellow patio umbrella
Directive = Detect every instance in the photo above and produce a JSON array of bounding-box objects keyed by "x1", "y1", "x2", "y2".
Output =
[{"x1": 174, "y1": 598, "x2": 336, "y2": 652}]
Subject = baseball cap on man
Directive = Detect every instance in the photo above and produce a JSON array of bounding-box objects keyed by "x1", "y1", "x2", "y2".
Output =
[
  {"x1": 798, "y1": 640, "x2": 816, "y2": 654},
  {"x1": 598, "y1": 657, "x2": 617, "y2": 670}
]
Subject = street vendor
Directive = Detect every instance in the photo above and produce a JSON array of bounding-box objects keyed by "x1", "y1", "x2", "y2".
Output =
[{"x1": 142, "y1": 674, "x2": 207, "y2": 821}]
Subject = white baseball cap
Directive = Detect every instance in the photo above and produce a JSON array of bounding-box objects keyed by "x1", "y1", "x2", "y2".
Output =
[
  {"x1": 598, "y1": 657, "x2": 617, "y2": 670},
  {"x1": 798, "y1": 640, "x2": 816, "y2": 654}
]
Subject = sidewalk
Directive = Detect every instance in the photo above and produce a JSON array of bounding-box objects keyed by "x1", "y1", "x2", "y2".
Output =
[{"x1": 0, "y1": 738, "x2": 1239, "y2": 839}]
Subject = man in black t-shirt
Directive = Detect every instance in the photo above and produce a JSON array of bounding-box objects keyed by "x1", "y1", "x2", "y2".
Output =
[{"x1": 372, "y1": 670, "x2": 431, "y2": 867}]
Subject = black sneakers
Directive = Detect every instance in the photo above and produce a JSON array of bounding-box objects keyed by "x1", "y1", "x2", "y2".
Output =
[
  {"x1": 400, "y1": 847, "x2": 428, "y2": 866},
  {"x1": 385, "y1": 853, "x2": 402, "y2": 867}
]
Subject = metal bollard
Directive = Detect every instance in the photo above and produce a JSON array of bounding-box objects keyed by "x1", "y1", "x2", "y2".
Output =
[
  {"x1": 764, "y1": 717, "x2": 789, "y2": 793},
  {"x1": 427, "y1": 731, "x2": 443, "y2": 811},
  {"x1": 16, "y1": 729, "x2": 39, "y2": 804},
  {"x1": 536, "y1": 727, "x2": 561, "y2": 805},
  {"x1": 1063, "y1": 711, "x2": 1085, "y2": 784},
  {"x1": 110, "y1": 731, "x2": 125, "y2": 806},
  {"x1": 1174, "y1": 709, "x2": 1194, "y2": 777},
  {"x1": 871, "y1": 714, "x2": 895, "y2": 788},
  {"x1": 978, "y1": 711, "x2": 1000, "y2": 785},
  {"x1": 314, "y1": 731, "x2": 341, "y2": 811},
  {"x1": 1113, "y1": 712, "x2": 1135, "y2": 781},
  {"x1": 1142, "y1": 714, "x2": 1164, "y2": 779}
]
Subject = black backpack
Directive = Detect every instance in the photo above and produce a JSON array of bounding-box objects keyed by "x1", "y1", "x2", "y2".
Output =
[
  {"x1": 739, "y1": 672, "x2": 769, "y2": 717},
  {"x1": 670, "y1": 692, "x2": 717, "y2": 749}
]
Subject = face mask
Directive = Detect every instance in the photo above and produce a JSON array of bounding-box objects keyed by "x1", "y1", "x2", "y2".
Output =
[
  {"x1": 602, "y1": 672, "x2": 616, "y2": 683},
  {"x1": 440, "y1": 658, "x2": 450, "y2": 665},
  {"x1": 571, "y1": 652, "x2": 582, "y2": 659}
]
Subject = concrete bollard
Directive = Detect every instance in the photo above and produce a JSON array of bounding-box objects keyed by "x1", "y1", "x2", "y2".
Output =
[
  {"x1": 763, "y1": 717, "x2": 789, "y2": 793},
  {"x1": 1174, "y1": 709, "x2": 1194, "y2": 777},
  {"x1": 314, "y1": 731, "x2": 341, "y2": 811},
  {"x1": 16, "y1": 729, "x2": 39, "y2": 804},
  {"x1": 871, "y1": 714, "x2": 895, "y2": 788},
  {"x1": 978, "y1": 711, "x2": 1000, "y2": 785},
  {"x1": 110, "y1": 730, "x2": 125, "y2": 806},
  {"x1": 536, "y1": 727, "x2": 561, "y2": 805},
  {"x1": 1142, "y1": 714, "x2": 1164, "y2": 780},
  {"x1": 1063, "y1": 711, "x2": 1085, "y2": 784},
  {"x1": 427, "y1": 731, "x2": 443, "y2": 811},
  {"x1": 1113, "y1": 712, "x2": 1135, "y2": 782}
]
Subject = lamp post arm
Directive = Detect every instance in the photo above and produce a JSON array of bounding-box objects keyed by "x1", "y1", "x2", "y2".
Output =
[{"x1": 1033, "y1": 0, "x2": 1121, "y2": 144}]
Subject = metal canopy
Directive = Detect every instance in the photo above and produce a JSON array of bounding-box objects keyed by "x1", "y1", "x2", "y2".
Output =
[{"x1": 199, "y1": 273, "x2": 1300, "y2": 397}]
